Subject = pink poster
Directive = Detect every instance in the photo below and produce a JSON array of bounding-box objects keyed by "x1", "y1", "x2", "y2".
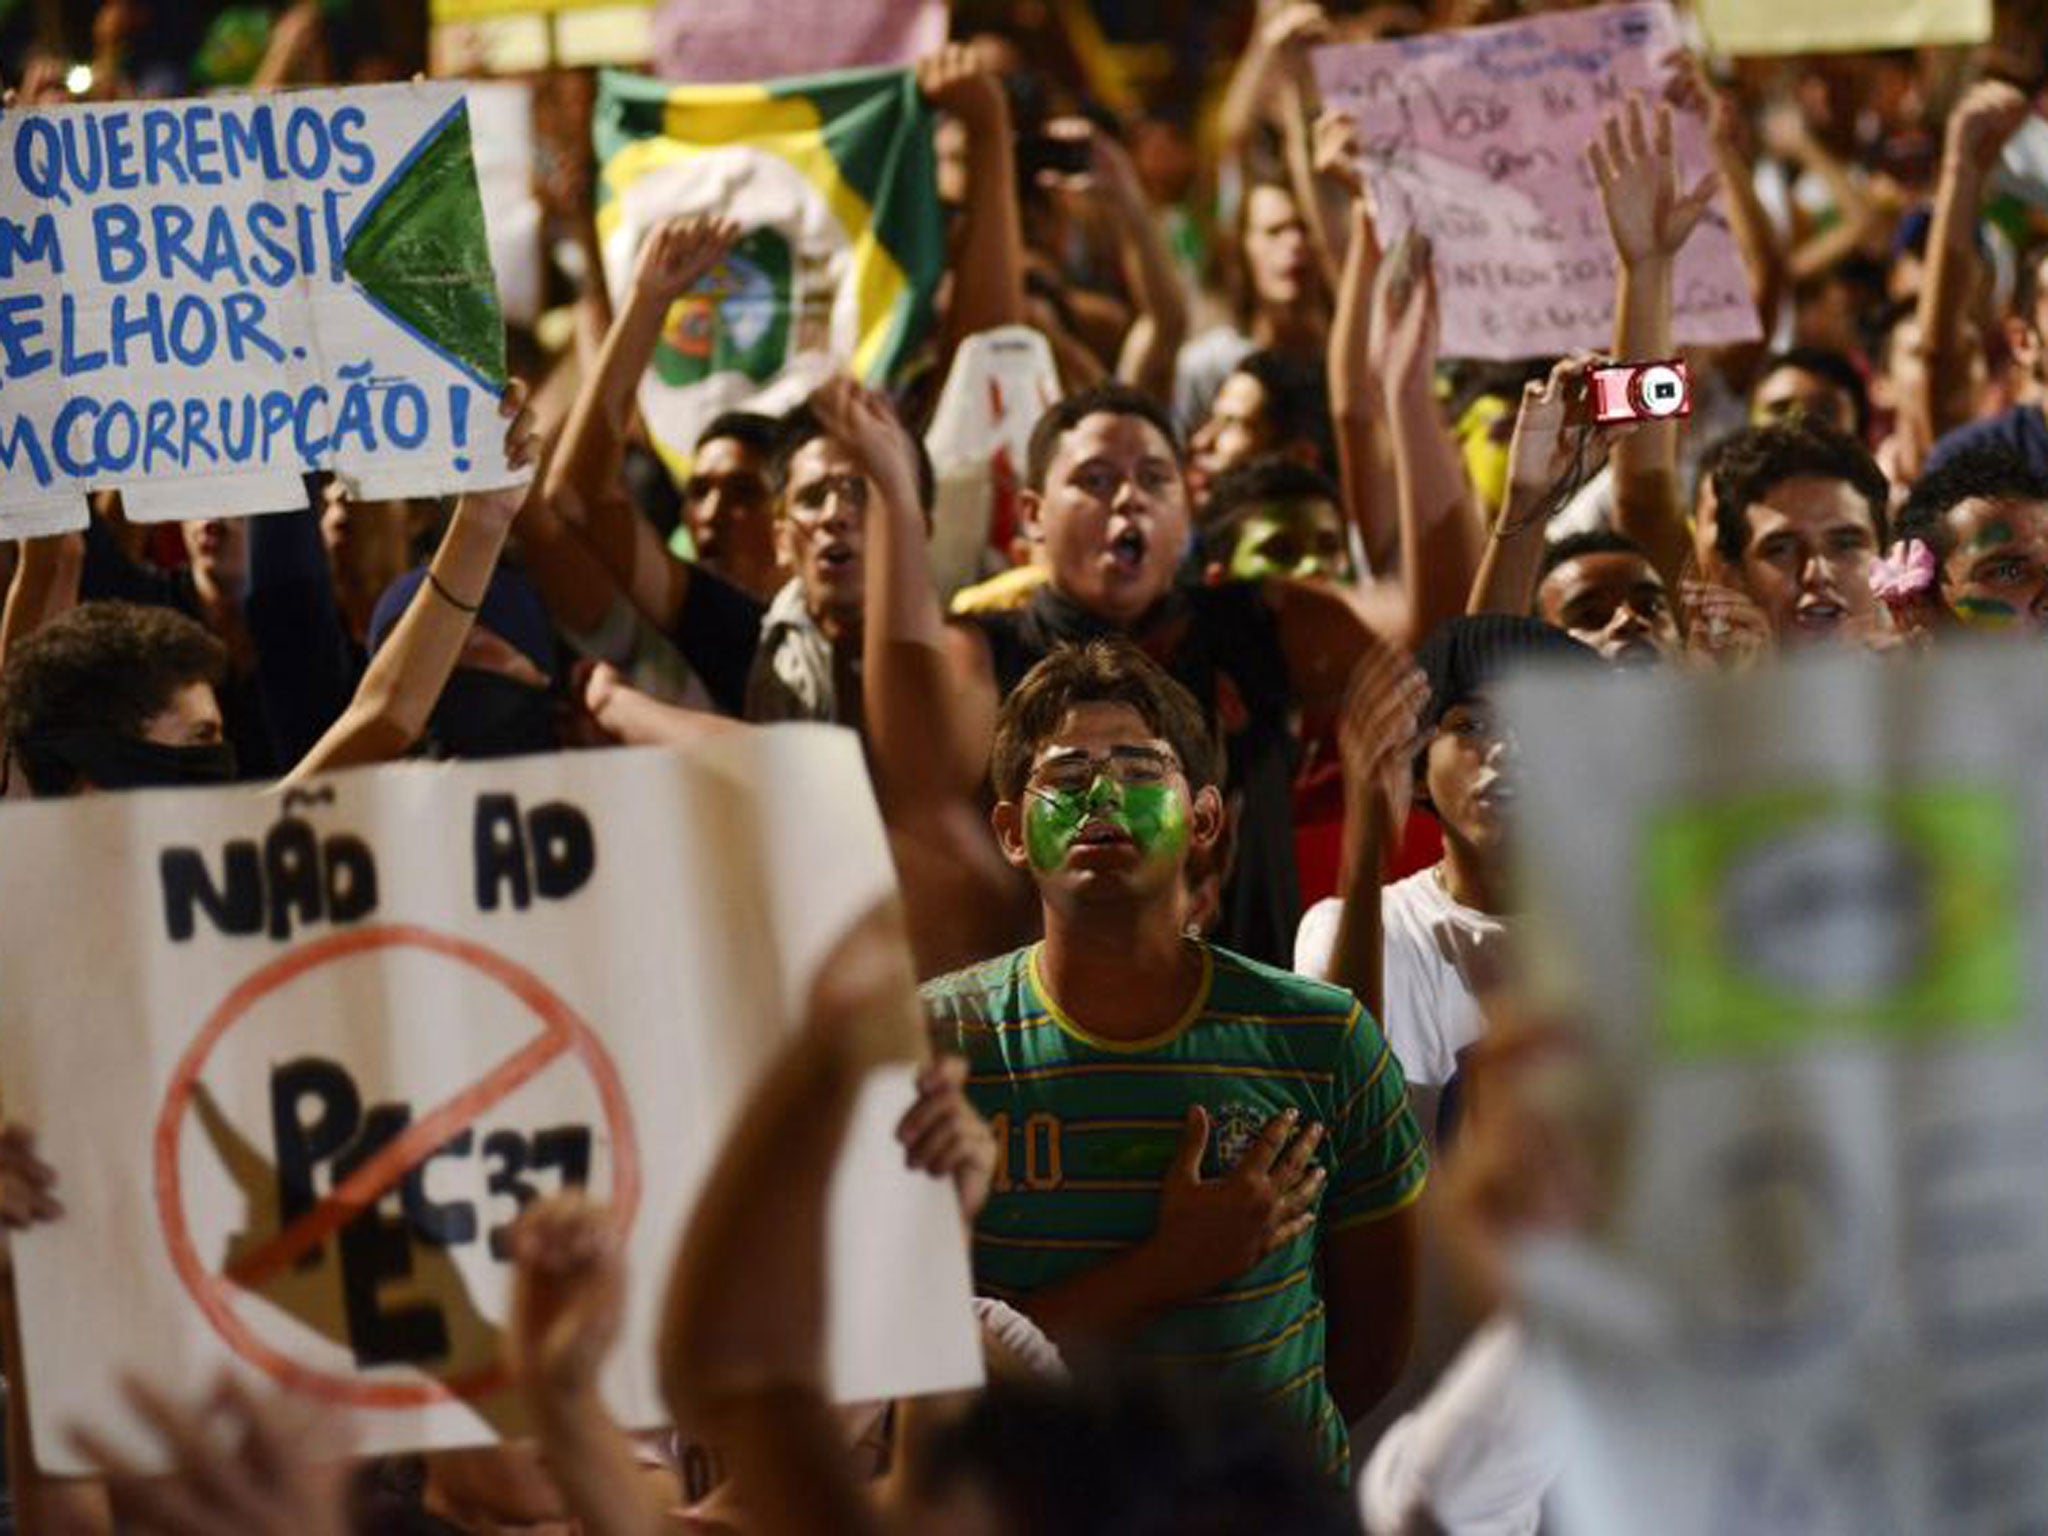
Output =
[
  {"x1": 654, "y1": 0, "x2": 946, "y2": 83},
  {"x1": 1313, "y1": 2, "x2": 1762, "y2": 361}
]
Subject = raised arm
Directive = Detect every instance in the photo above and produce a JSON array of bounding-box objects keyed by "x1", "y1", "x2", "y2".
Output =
[
  {"x1": 1914, "y1": 81, "x2": 2030, "y2": 451},
  {"x1": 658, "y1": 901, "x2": 926, "y2": 1536},
  {"x1": 543, "y1": 216, "x2": 739, "y2": 631},
  {"x1": 1467, "y1": 359, "x2": 1608, "y2": 617},
  {"x1": 1217, "y1": 3, "x2": 1330, "y2": 183},
  {"x1": 282, "y1": 389, "x2": 538, "y2": 782},
  {"x1": 1592, "y1": 96, "x2": 1720, "y2": 595},
  {"x1": 1038, "y1": 118, "x2": 1190, "y2": 405},
  {"x1": 1664, "y1": 50, "x2": 1785, "y2": 337},
  {"x1": 1316, "y1": 638, "x2": 1426, "y2": 1025},
  {"x1": 1316, "y1": 108, "x2": 1400, "y2": 576},
  {"x1": 917, "y1": 46, "x2": 1027, "y2": 375},
  {"x1": 508, "y1": 1197, "x2": 673, "y2": 1536},
  {"x1": 0, "y1": 532, "x2": 83, "y2": 666}
]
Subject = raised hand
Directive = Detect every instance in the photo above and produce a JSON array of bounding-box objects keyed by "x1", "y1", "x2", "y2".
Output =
[
  {"x1": 1312, "y1": 108, "x2": 1368, "y2": 202},
  {"x1": 70, "y1": 1373, "x2": 351, "y2": 1536},
  {"x1": 1680, "y1": 573, "x2": 1772, "y2": 669},
  {"x1": 630, "y1": 214, "x2": 742, "y2": 311},
  {"x1": 1946, "y1": 79, "x2": 2033, "y2": 174},
  {"x1": 1035, "y1": 115, "x2": 1147, "y2": 212},
  {"x1": 1260, "y1": 0, "x2": 1333, "y2": 60},
  {"x1": 1148, "y1": 1105, "x2": 1327, "y2": 1294},
  {"x1": 0, "y1": 1122, "x2": 61, "y2": 1230},
  {"x1": 1659, "y1": 48, "x2": 1740, "y2": 158},
  {"x1": 1587, "y1": 94, "x2": 1719, "y2": 270},
  {"x1": 807, "y1": 376, "x2": 921, "y2": 510},
  {"x1": 1368, "y1": 227, "x2": 1440, "y2": 388},
  {"x1": 459, "y1": 378, "x2": 540, "y2": 525},
  {"x1": 507, "y1": 1194, "x2": 627, "y2": 1407},
  {"x1": 1338, "y1": 640, "x2": 1428, "y2": 850},
  {"x1": 915, "y1": 41, "x2": 1005, "y2": 128},
  {"x1": 895, "y1": 1055, "x2": 998, "y2": 1221}
]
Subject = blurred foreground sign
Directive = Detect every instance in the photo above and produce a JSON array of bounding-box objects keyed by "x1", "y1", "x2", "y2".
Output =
[
  {"x1": 1508, "y1": 646, "x2": 2048, "y2": 1532},
  {"x1": 1313, "y1": 3, "x2": 1761, "y2": 360},
  {"x1": 0, "y1": 735, "x2": 981, "y2": 1471},
  {"x1": 1697, "y1": 0, "x2": 1990, "y2": 55}
]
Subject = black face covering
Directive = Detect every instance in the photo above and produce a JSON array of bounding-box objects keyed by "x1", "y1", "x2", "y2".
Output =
[
  {"x1": 423, "y1": 670, "x2": 558, "y2": 760},
  {"x1": 23, "y1": 732, "x2": 239, "y2": 792}
]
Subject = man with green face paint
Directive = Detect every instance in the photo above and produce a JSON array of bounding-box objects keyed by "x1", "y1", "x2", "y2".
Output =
[
  {"x1": 1199, "y1": 459, "x2": 1356, "y2": 586},
  {"x1": 1887, "y1": 443, "x2": 2048, "y2": 637},
  {"x1": 922, "y1": 638, "x2": 1427, "y2": 1483}
]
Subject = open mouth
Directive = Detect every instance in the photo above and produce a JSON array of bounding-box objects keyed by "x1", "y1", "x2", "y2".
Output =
[
  {"x1": 1793, "y1": 599, "x2": 1844, "y2": 633},
  {"x1": 818, "y1": 544, "x2": 857, "y2": 574},
  {"x1": 1105, "y1": 525, "x2": 1148, "y2": 576},
  {"x1": 1474, "y1": 780, "x2": 1516, "y2": 812}
]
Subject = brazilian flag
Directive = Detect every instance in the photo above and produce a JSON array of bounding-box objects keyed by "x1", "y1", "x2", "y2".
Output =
[{"x1": 594, "y1": 66, "x2": 944, "y2": 474}]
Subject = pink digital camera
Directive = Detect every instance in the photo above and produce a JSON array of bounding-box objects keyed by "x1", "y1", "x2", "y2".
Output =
[{"x1": 1589, "y1": 360, "x2": 1692, "y2": 424}]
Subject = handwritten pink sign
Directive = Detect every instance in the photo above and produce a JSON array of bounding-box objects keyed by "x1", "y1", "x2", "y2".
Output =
[
  {"x1": 654, "y1": 0, "x2": 945, "y2": 84},
  {"x1": 1313, "y1": 2, "x2": 1763, "y2": 360}
]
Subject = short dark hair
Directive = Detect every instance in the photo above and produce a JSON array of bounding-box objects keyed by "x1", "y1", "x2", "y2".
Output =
[
  {"x1": 1894, "y1": 442, "x2": 2048, "y2": 561},
  {"x1": 1025, "y1": 382, "x2": 1182, "y2": 493},
  {"x1": 1710, "y1": 421, "x2": 1889, "y2": 565},
  {"x1": 1, "y1": 601, "x2": 226, "y2": 796},
  {"x1": 1198, "y1": 457, "x2": 1341, "y2": 560},
  {"x1": 1536, "y1": 529, "x2": 1658, "y2": 585},
  {"x1": 771, "y1": 399, "x2": 936, "y2": 514},
  {"x1": 1755, "y1": 346, "x2": 1873, "y2": 440},
  {"x1": 990, "y1": 640, "x2": 1219, "y2": 801},
  {"x1": 913, "y1": 1367, "x2": 1358, "y2": 1536},
  {"x1": 1224, "y1": 350, "x2": 1333, "y2": 471},
  {"x1": 694, "y1": 410, "x2": 784, "y2": 459}
]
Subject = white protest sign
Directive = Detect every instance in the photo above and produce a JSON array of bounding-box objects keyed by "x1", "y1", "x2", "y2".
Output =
[
  {"x1": 0, "y1": 735, "x2": 982, "y2": 1471},
  {"x1": 923, "y1": 325, "x2": 1060, "y2": 599},
  {"x1": 1313, "y1": 3, "x2": 1762, "y2": 361},
  {"x1": 1504, "y1": 647, "x2": 2048, "y2": 1531},
  {"x1": 0, "y1": 84, "x2": 525, "y2": 537}
]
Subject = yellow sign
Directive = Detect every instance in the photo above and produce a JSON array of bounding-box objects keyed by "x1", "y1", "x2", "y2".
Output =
[{"x1": 1698, "y1": 0, "x2": 1990, "y2": 54}]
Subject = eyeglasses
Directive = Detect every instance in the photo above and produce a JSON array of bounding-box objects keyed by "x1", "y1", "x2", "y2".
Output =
[
  {"x1": 1028, "y1": 746, "x2": 1178, "y2": 795},
  {"x1": 785, "y1": 472, "x2": 870, "y2": 526}
]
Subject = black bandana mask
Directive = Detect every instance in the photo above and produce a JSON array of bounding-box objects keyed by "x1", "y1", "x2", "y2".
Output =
[
  {"x1": 24, "y1": 731, "x2": 239, "y2": 792},
  {"x1": 423, "y1": 669, "x2": 559, "y2": 761}
]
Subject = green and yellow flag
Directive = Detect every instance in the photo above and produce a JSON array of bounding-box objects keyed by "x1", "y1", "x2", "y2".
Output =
[{"x1": 593, "y1": 66, "x2": 943, "y2": 473}]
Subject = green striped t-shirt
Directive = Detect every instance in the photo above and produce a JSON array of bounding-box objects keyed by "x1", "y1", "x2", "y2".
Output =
[{"x1": 921, "y1": 940, "x2": 1429, "y2": 1477}]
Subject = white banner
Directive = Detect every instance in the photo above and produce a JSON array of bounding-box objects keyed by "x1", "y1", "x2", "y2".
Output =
[
  {"x1": 0, "y1": 733, "x2": 981, "y2": 1471},
  {"x1": 0, "y1": 84, "x2": 526, "y2": 533},
  {"x1": 1505, "y1": 647, "x2": 2048, "y2": 1532}
]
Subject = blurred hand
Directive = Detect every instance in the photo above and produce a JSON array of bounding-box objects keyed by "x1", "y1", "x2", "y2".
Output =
[
  {"x1": 1946, "y1": 79, "x2": 2033, "y2": 173},
  {"x1": 916, "y1": 43, "x2": 1005, "y2": 129},
  {"x1": 508, "y1": 1194, "x2": 627, "y2": 1408},
  {"x1": 1036, "y1": 116, "x2": 1147, "y2": 214},
  {"x1": 1368, "y1": 228, "x2": 1440, "y2": 390},
  {"x1": 807, "y1": 376, "x2": 922, "y2": 512},
  {"x1": 70, "y1": 1373, "x2": 351, "y2": 1536},
  {"x1": 1337, "y1": 638, "x2": 1427, "y2": 851},
  {"x1": 1588, "y1": 94, "x2": 1719, "y2": 269},
  {"x1": 631, "y1": 215, "x2": 742, "y2": 311},
  {"x1": 1260, "y1": 1, "x2": 1332, "y2": 57},
  {"x1": 0, "y1": 1123, "x2": 61, "y2": 1231},
  {"x1": 1680, "y1": 575, "x2": 1772, "y2": 670},
  {"x1": 1312, "y1": 108, "x2": 1367, "y2": 201},
  {"x1": 1659, "y1": 48, "x2": 1741, "y2": 159},
  {"x1": 895, "y1": 1056, "x2": 997, "y2": 1220}
]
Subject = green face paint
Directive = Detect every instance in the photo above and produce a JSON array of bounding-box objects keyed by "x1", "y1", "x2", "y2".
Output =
[
  {"x1": 1225, "y1": 502, "x2": 1351, "y2": 584},
  {"x1": 1952, "y1": 595, "x2": 2020, "y2": 630},
  {"x1": 1024, "y1": 774, "x2": 1189, "y2": 873},
  {"x1": 1968, "y1": 519, "x2": 2017, "y2": 554}
]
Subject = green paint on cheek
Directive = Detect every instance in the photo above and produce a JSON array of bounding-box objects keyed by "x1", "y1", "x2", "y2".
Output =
[
  {"x1": 1023, "y1": 779, "x2": 1189, "y2": 872},
  {"x1": 1121, "y1": 782, "x2": 1189, "y2": 860},
  {"x1": 1953, "y1": 595, "x2": 2021, "y2": 630},
  {"x1": 1969, "y1": 520, "x2": 2017, "y2": 554}
]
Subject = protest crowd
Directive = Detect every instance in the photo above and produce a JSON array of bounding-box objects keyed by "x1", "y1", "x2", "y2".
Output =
[{"x1": 3, "y1": 0, "x2": 2048, "y2": 1529}]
